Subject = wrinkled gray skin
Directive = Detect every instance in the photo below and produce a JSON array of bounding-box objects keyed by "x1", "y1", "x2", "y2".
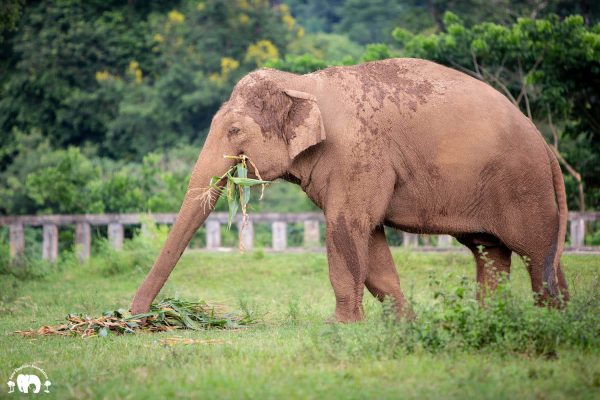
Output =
[{"x1": 131, "y1": 58, "x2": 569, "y2": 322}]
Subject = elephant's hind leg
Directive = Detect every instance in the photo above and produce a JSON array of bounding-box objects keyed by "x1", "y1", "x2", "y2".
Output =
[
  {"x1": 365, "y1": 226, "x2": 412, "y2": 319},
  {"x1": 555, "y1": 262, "x2": 569, "y2": 303},
  {"x1": 500, "y1": 218, "x2": 569, "y2": 306},
  {"x1": 457, "y1": 234, "x2": 512, "y2": 303},
  {"x1": 514, "y1": 250, "x2": 570, "y2": 306}
]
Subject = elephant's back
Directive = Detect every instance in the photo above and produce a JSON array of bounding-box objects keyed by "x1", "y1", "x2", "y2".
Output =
[
  {"x1": 376, "y1": 60, "x2": 552, "y2": 186},
  {"x1": 315, "y1": 58, "x2": 516, "y2": 122},
  {"x1": 313, "y1": 58, "x2": 555, "y2": 223},
  {"x1": 381, "y1": 59, "x2": 549, "y2": 167},
  {"x1": 313, "y1": 58, "x2": 546, "y2": 159}
]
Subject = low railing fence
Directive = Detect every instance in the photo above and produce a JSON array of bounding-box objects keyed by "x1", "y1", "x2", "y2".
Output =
[{"x1": 1, "y1": 211, "x2": 598, "y2": 262}]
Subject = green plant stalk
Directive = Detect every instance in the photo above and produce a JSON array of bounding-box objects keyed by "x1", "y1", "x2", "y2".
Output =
[{"x1": 208, "y1": 155, "x2": 270, "y2": 248}]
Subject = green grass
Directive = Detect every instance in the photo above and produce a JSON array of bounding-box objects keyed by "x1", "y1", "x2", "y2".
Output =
[{"x1": 1, "y1": 248, "x2": 599, "y2": 399}]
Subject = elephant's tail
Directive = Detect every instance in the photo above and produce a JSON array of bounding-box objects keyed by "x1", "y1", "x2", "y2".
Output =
[{"x1": 543, "y1": 144, "x2": 568, "y2": 298}]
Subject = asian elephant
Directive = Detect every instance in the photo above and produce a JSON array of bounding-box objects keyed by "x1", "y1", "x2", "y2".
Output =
[{"x1": 131, "y1": 58, "x2": 569, "y2": 322}]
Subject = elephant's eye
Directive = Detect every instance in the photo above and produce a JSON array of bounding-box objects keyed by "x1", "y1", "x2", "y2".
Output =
[{"x1": 228, "y1": 126, "x2": 241, "y2": 137}]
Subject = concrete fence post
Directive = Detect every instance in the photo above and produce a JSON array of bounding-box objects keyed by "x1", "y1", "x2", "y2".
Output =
[
  {"x1": 42, "y1": 224, "x2": 58, "y2": 262},
  {"x1": 437, "y1": 235, "x2": 453, "y2": 248},
  {"x1": 403, "y1": 232, "x2": 419, "y2": 248},
  {"x1": 303, "y1": 220, "x2": 320, "y2": 247},
  {"x1": 75, "y1": 222, "x2": 91, "y2": 262},
  {"x1": 2, "y1": 211, "x2": 600, "y2": 255},
  {"x1": 141, "y1": 223, "x2": 150, "y2": 237},
  {"x1": 108, "y1": 223, "x2": 124, "y2": 250},
  {"x1": 9, "y1": 223, "x2": 25, "y2": 260},
  {"x1": 205, "y1": 220, "x2": 221, "y2": 249},
  {"x1": 272, "y1": 221, "x2": 287, "y2": 251},
  {"x1": 570, "y1": 218, "x2": 585, "y2": 250}
]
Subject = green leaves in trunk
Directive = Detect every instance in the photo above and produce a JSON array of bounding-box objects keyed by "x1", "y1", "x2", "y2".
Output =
[
  {"x1": 208, "y1": 155, "x2": 269, "y2": 229},
  {"x1": 227, "y1": 178, "x2": 239, "y2": 229}
]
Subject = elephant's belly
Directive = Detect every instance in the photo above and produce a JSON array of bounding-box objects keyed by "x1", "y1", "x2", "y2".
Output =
[
  {"x1": 384, "y1": 185, "x2": 490, "y2": 236},
  {"x1": 383, "y1": 212, "x2": 476, "y2": 236}
]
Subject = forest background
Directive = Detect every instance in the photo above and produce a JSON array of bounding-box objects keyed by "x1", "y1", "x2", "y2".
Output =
[{"x1": 1, "y1": 0, "x2": 598, "y2": 222}]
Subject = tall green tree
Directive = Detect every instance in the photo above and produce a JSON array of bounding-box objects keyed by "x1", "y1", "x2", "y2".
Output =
[
  {"x1": 0, "y1": 0, "x2": 169, "y2": 168},
  {"x1": 284, "y1": 0, "x2": 600, "y2": 36},
  {"x1": 335, "y1": 0, "x2": 405, "y2": 44},
  {"x1": 282, "y1": 0, "x2": 344, "y2": 33},
  {"x1": 0, "y1": 0, "x2": 23, "y2": 40},
  {"x1": 0, "y1": 0, "x2": 301, "y2": 163},
  {"x1": 98, "y1": 0, "x2": 301, "y2": 159}
]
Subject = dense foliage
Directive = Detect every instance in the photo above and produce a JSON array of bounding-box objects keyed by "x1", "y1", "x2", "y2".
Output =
[
  {"x1": 1, "y1": 0, "x2": 599, "y2": 216},
  {"x1": 285, "y1": 0, "x2": 599, "y2": 41},
  {"x1": 315, "y1": 273, "x2": 599, "y2": 356},
  {"x1": 0, "y1": 0, "x2": 299, "y2": 161}
]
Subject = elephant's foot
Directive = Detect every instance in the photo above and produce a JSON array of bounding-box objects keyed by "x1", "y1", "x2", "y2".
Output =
[
  {"x1": 334, "y1": 308, "x2": 364, "y2": 323},
  {"x1": 324, "y1": 313, "x2": 362, "y2": 324},
  {"x1": 533, "y1": 261, "x2": 570, "y2": 308},
  {"x1": 328, "y1": 294, "x2": 366, "y2": 320},
  {"x1": 324, "y1": 314, "x2": 360, "y2": 324},
  {"x1": 393, "y1": 303, "x2": 416, "y2": 322}
]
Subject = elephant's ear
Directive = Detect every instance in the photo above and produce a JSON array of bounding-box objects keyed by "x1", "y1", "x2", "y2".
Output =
[{"x1": 283, "y1": 89, "x2": 326, "y2": 160}]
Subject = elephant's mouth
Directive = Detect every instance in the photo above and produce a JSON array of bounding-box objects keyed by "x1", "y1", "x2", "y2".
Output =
[
  {"x1": 236, "y1": 153, "x2": 261, "y2": 179},
  {"x1": 282, "y1": 172, "x2": 301, "y2": 185}
]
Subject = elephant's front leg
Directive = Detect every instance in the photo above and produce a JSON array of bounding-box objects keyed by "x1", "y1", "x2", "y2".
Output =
[{"x1": 325, "y1": 213, "x2": 372, "y2": 322}]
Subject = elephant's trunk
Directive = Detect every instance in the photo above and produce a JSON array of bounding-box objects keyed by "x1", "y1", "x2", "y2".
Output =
[{"x1": 130, "y1": 148, "x2": 234, "y2": 315}]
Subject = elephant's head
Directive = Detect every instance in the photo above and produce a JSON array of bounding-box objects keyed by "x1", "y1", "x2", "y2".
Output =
[
  {"x1": 16, "y1": 374, "x2": 41, "y2": 394},
  {"x1": 131, "y1": 70, "x2": 326, "y2": 314}
]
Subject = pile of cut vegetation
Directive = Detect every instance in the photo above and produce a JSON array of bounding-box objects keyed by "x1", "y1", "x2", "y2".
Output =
[{"x1": 17, "y1": 298, "x2": 255, "y2": 338}]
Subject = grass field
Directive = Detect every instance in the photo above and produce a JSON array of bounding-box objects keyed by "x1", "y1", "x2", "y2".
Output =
[{"x1": 1, "y1": 246, "x2": 599, "y2": 399}]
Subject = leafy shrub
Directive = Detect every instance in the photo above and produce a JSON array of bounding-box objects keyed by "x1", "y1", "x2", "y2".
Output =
[
  {"x1": 265, "y1": 53, "x2": 329, "y2": 73},
  {"x1": 0, "y1": 131, "x2": 196, "y2": 216},
  {"x1": 286, "y1": 33, "x2": 364, "y2": 63},
  {"x1": 25, "y1": 147, "x2": 104, "y2": 214},
  {"x1": 0, "y1": 252, "x2": 56, "y2": 280},
  {"x1": 0, "y1": 229, "x2": 8, "y2": 270},
  {"x1": 586, "y1": 222, "x2": 600, "y2": 245},
  {"x1": 92, "y1": 219, "x2": 169, "y2": 276},
  {"x1": 311, "y1": 274, "x2": 600, "y2": 361},
  {"x1": 0, "y1": 228, "x2": 57, "y2": 280},
  {"x1": 360, "y1": 43, "x2": 393, "y2": 61}
]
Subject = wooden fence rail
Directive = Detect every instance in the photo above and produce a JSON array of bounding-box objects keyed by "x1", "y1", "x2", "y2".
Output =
[{"x1": 1, "y1": 211, "x2": 599, "y2": 262}]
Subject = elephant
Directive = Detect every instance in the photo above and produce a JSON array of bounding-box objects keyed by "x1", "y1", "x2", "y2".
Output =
[
  {"x1": 16, "y1": 374, "x2": 41, "y2": 394},
  {"x1": 130, "y1": 58, "x2": 569, "y2": 322}
]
